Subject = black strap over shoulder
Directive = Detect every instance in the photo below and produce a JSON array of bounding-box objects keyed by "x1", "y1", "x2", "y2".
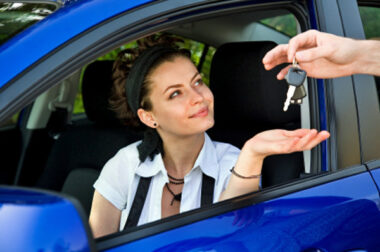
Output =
[
  {"x1": 201, "y1": 173, "x2": 215, "y2": 207},
  {"x1": 124, "y1": 173, "x2": 215, "y2": 230},
  {"x1": 124, "y1": 176, "x2": 152, "y2": 229}
]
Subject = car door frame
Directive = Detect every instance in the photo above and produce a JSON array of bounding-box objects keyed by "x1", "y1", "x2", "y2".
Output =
[{"x1": 353, "y1": 0, "x2": 380, "y2": 190}]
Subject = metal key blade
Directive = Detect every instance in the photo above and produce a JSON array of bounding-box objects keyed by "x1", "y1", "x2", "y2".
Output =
[{"x1": 283, "y1": 85, "x2": 296, "y2": 111}]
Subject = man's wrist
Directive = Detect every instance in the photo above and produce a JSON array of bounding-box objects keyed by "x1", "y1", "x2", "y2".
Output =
[{"x1": 355, "y1": 40, "x2": 380, "y2": 76}]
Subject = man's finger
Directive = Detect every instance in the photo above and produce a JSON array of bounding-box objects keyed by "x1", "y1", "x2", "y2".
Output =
[
  {"x1": 277, "y1": 65, "x2": 292, "y2": 80},
  {"x1": 287, "y1": 30, "x2": 320, "y2": 62},
  {"x1": 296, "y1": 47, "x2": 330, "y2": 63},
  {"x1": 262, "y1": 44, "x2": 289, "y2": 70}
]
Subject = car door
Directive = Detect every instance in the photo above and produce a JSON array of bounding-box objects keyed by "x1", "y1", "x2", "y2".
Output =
[
  {"x1": 98, "y1": 170, "x2": 380, "y2": 251},
  {"x1": 355, "y1": 0, "x2": 380, "y2": 195},
  {"x1": 0, "y1": 0, "x2": 379, "y2": 251}
]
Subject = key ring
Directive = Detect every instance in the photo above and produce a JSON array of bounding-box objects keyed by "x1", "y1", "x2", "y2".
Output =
[{"x1": 292, "y1": 57, "x2": 298, "y2": 67}]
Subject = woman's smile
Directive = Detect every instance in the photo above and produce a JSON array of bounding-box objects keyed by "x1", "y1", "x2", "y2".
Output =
[{"x1": 190, "y1": 107, "x2": 209, "y2": 118}]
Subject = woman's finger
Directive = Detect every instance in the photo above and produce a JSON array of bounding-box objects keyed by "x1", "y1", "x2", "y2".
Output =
[
  {"x1": 294, "y1": 129, "x2": 318, "y2": 150},
  {"x1": 302, "y1": 131, "x2": 330, "y2": 150},
  {"x1": 273, "y1": 136, "x2": 301, "y2": 153},
  {"x1": 282, "y1": 128, "x2": 312, "y2": 138}
]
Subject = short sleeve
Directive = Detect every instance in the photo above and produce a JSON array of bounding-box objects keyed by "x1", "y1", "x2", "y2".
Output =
[
  {"x1": 93, "y1": 146, "x2": 137, "y2": 210},
  {"x1": 219, "y1": 144, "x2": 240, "y2": 191},
  {"x1": 212, "y1": 142, "x2": 240, "y2": 201}
]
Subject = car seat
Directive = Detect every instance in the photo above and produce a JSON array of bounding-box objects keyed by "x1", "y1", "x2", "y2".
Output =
[
  {"x1": 36, "y1": 60, "x2": 142, "y2": 215},
  {"x1": 207, "y1": 41, "x2": 304, "y2": 188}
]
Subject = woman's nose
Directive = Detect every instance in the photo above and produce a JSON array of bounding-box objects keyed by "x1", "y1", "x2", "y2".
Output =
[{"x1": 189, "y1": 87, "x2": 204, "y2": 105}]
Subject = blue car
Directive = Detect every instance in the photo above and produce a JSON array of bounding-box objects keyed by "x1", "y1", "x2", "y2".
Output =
[{"x1": 1, "y1": 0, "x2": 380, "y2": 251}]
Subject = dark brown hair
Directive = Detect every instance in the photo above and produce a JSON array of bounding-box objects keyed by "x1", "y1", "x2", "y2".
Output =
[{"x1": 109, "y1": 34, "x2": 191, "y2": 128}]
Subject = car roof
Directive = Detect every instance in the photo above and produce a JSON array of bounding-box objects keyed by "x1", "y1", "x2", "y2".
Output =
[{"x1": 0, "y1": 0, "x2": 154, "y2": 88}]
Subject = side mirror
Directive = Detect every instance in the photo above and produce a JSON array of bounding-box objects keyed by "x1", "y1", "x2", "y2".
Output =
[{"x1": 0, "y1": 186, "x2": 95, "y2": 251}]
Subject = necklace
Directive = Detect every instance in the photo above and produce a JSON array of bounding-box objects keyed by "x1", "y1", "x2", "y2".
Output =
[
  {"x1": 168, "y1": 174, "x2": 184, "y2": 181},
  {"x1": 167, "y1": 173, "x2": 184, "y2": 185},
  {"x1": 169, "y1": 180, "x2": 184, "y2": 185},
  {"x1": 165, "y1": 183, "x2": 182, "y2": 205}
]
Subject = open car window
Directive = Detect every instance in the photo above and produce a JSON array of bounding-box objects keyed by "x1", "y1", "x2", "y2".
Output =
[{"x1": 15, "y1": 5, "x2": 320, "y2": 236}]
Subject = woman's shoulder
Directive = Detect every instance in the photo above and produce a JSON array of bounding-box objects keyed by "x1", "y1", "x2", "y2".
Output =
[
  {"x1": 117, "y1": 140, "x2": 142, "y2": 155},
  {"x1": 211, "y1": 140, "x2": 240, "y2": 160},
  {"x1": 106, "y1": 140, "x2": 142, "y2": 166}
]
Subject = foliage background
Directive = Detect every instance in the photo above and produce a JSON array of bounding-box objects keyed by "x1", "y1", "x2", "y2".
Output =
[{"x1": 359, "y1": 6, "x2": 380, "y2": 39}]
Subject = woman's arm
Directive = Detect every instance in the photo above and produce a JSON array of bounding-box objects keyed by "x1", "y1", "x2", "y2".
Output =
[
  {"x1": 89, "y1": 190, "x2": 121, "y2": 238},
  {"x1": 219, "y1": 129, "x2": 329, "y2": 201}
]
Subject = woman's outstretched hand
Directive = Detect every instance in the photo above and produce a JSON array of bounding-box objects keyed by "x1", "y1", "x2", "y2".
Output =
[
  {"x1": 219, "y1": 128, "x2": 329, "y2": 201},
  {"x1": 244, "y1": 128, "x2": 330, "y2": 159}
]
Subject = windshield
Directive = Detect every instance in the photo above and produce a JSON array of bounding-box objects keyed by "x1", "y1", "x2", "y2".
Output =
[{"x1": 0, "y1": 2, "x2": 58, "y2": 45}]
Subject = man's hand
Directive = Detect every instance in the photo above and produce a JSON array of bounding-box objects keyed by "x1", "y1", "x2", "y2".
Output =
[{"x1": 263, "y1": 30, "x2": 380, "y2": 79}]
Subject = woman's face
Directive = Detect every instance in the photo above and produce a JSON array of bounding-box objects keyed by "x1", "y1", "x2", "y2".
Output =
[{"x1": 146, "y1": 56, "x2": 214, "y2": 137}]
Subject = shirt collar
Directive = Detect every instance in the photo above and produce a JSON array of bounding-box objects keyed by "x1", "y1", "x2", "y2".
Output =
[
  {"x1": 191, "y1": 133, "x2": 219, "y2": 180},
  {"x1": 135, "y1": 133, "x2": 219, "y2": 180},
  {"x1": 135, "y1": 152, "x2": 166, "y2": 178}
]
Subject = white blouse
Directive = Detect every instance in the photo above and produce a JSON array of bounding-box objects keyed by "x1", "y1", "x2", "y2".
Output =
[{"x1": 93, "y1": 133, "x2": 240, "y2": 230}]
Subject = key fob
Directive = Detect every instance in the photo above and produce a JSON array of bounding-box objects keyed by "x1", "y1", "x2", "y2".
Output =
[
  {"x1": 286, "y1": 67, "x2": 307, "y2": 87},
  {"x1": 291, "y1": 85, "x2": 307, "y2": 104}
]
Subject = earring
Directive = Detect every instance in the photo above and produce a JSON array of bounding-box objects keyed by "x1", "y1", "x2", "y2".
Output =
[{"x1": 153, "y1": 123, "x2": 157, "y2": 127}]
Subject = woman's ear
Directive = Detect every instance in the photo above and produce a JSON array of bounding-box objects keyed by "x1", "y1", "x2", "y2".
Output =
[{"x1": 137, "y1": 108, "x2": 158, "y2": 128}]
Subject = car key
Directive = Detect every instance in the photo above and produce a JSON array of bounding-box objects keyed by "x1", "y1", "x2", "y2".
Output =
[
  {"x1": 283, "y1": 59, "x2": 307, "y2": 111},
  {"x1": 290, "y1": 84, "x2": 307, "y2": 105}
]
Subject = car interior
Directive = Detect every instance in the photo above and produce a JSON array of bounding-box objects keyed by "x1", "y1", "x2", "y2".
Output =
[{"x1": 1, "y1": 8, "x2": 313, "y2": 219}]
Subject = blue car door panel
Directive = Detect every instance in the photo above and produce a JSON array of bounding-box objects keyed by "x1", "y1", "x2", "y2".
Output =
[{"x1": 99, "y1": 168, "x2": 380, "y2": 252}]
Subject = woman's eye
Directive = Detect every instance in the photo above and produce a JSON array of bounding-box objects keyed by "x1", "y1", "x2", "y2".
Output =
[
  {"x1": 194, "y1": 79, "x2": 204, "y2": 86},
  {"x1": 169, "y1": 91, "x2": 180, "y2": 99}
]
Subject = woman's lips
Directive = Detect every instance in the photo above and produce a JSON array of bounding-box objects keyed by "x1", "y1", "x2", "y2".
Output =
[{"x1": 190, "y1": 107, "x2": 209, "y2": 118}]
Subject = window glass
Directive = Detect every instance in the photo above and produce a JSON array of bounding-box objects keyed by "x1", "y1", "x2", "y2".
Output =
[
  {"x1": 359, "y1": 6, "x2": 380, "y2": 39},
  {"x1": 0, "y1": 112, "x2": 19, "y2": 128},
  {"x1": 358, "y1": 6, "x2": 380, "y2": 108},
  {"x1": 259, "y1": 14, "x2": 297, "y2": 37},
  {"x1": 0, "y1": 2, "x2": 58, "y2": 45}
]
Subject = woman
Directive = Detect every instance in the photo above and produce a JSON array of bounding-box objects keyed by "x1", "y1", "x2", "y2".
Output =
[{"x1": 89, "y1": 41, "x2": 330, "y2": 238}]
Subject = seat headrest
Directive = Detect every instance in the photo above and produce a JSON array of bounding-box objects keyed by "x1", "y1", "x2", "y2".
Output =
[
  {"x1": 82, "y1": 60, "x2": 120, "y2": 124},
  {"x1": 209, "y1": 41, "x2": 300, "y2": 131}
]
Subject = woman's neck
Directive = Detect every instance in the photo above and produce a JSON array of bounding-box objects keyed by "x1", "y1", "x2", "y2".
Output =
[{"x1": 160, "y1": 133, "x2": 205, "y2": 178}]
